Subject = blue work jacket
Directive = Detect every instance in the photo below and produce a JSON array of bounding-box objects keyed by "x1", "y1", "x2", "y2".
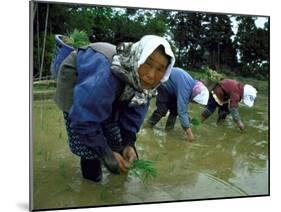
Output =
[{"x1": 69, "y1": 47, "x2": 149, "y2": 155}]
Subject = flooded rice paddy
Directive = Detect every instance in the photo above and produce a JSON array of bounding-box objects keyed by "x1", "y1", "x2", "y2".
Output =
[{"x1": 32, "y1": 94, "x2": 268, "y2": 210}]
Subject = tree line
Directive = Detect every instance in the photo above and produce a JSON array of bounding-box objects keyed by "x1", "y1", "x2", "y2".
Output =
[{"x1": 32, "y1": 2, "x2": 269, "y2": 80}]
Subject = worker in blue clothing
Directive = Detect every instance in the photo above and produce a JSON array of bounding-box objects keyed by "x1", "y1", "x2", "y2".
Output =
[
  {"x1": 146, "y1": 67, "x2": 209, "y2": 142},
  {"x1": 53, "y1": 35, "x2": 175, "y2": 182}
]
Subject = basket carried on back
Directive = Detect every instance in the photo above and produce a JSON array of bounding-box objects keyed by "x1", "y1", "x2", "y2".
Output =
[{"x1": 50, "y1": 34, "x2": 74, "y2": 79}]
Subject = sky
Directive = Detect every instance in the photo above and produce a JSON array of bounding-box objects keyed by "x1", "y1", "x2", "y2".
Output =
[
  {"x1": 230, "y1": 16, "x2": 268, "y2": 37},
  {"x1": 255, "y1": 17, "x2": 268, "y2": 28}
]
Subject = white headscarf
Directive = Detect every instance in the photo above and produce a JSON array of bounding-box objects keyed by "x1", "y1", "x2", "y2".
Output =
[
  {"x1": 133, "y1": 35, "x2": 175, "y2": 82},
  {"x1": 111, "y1": 35, "x2": 175, "y2": 106},
  {"x1": 191, "y1": 81, "x2": 209, "y2": 105},
  {"x1": 243, "y1": 84, "x2": 257, "y2": 107}
]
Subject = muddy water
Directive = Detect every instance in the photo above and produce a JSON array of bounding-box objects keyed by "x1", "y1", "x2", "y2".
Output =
[{"x1": 32, "y1": 94, "x2": 268, "y2": 210}]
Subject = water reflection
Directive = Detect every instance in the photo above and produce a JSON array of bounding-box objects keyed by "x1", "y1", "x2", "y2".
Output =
[{"x1": 32, "y1": 96, "x2": 268, "y2": 210}]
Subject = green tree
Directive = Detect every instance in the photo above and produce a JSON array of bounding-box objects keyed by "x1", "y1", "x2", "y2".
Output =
[
  {"x1": 168, "y1": 11, "x2": 206, "y2": 69},
  {"x1": 235, "y1": 16, "x2": 269, "y2": 78},
  {"x1": 202, "y1": 14, "x2": 237, "y2": 71},
  {"x1": 168, "y1": 12, "x2": 237, "y2": 71}
]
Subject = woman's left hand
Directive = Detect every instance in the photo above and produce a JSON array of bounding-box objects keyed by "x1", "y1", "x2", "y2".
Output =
[
  {"x1": 112, "y1": 151, "x2": 129, "y2": 174},
  {"x1": 122, "y1": 146, "x2": 138, "y2": 165}
]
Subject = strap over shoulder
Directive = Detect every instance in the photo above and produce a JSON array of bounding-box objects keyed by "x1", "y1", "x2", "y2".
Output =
[
  {"x1": 54, "y1": 42, "x2": 122, "y2": 113},
  {"x1": 89, "y1": 42, "x2": 116, "y2": 63}
]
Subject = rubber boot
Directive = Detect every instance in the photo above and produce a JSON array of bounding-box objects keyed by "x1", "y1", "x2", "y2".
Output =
[
  {"x1": 165, "y1": 114, "x2": 177, "y2": 130},
  {"x1": 146, "y1": 111, "x2": 163, "y2": 128},
  {"x1": 80, "y1": 157, "x2": 102, "y2": 182},
  {"x1": 217, "y1": 108, "x2": 230, "y2": 123},
  {"x1": 201, "y1": 108, "x2": 212, "y2": 122}
]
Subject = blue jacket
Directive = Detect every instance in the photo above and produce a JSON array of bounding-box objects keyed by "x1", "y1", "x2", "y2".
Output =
[
  {"x1": 158, "y1": 67, "x2": 196, "y2": 129},
  {"x1": 69, "y1": 47, "x2": 149, "y2": 155}
]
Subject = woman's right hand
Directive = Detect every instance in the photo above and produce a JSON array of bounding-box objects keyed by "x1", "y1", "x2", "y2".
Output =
[
  {"x1": 185, "y1": 128, "x2": 194, "y2": 142},
  {"x1": 112, "y1": 151, "x2": 129, "y2": 174}
]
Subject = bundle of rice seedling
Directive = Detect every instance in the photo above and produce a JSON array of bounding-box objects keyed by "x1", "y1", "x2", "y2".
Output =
[
  {"x1": 61, "y1": 29, "x2": 90, "y2": 48},
  {"x1": 205, "y1": 67, "x2": 224, "y2": 83},
  {"x1": 129, "y1": 159, "x2": 158, "y2": 182},
  {"x1": 191, "y1": 118, "x2": 201, "y2": 126}
]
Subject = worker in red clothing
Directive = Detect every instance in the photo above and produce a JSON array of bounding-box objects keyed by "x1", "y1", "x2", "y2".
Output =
[{"x1": 201, "y1": 79, "x2": 257, "y2": 130}]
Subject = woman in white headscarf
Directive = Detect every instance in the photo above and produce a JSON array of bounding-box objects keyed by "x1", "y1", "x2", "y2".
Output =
[
  {"x1": 201, "y1": 79, "x2": 257, "y2": 130},
  {"x1": 54, "y1": 35, "x2": 175, "y2": 182}
]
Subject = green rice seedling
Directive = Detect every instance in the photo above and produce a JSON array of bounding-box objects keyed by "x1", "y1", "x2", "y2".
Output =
[
  {"x1": 62, "y1": 29, "x2": 90, "y2": 48},
  {"x1": 36, "y1": 148, "x2": 44, "y2": 156},
  {"x1": 99, "y1": 189, "x2": 109, "y2": 200},
  {"x1": 205, "y1": 67, "x2": 224, "y2": 83},
  {"x1": 191, "y1": 118, "x2": 201, "y2": 126},
  {"x1": 59, "y1": 160, "x2": 66, "y2": 178},
  {"x1": 61, "y1": 35, "x2": 73, "y2": 46},
  {"x1": 129, "y1": 159, "x2": 158, "y2": 183},
  {"x1": 169, "y1": 164, "x2": 176, "y2": 172},
  {"x1": 58, "y1": 131, "x2": 62, "y2": 139},
  {"x1": 44, "y1": 151, "x2": 50, "y2": 161}
]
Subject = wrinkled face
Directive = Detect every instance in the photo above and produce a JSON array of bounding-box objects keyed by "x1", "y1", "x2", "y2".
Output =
[{"x1": 138, "y1": 49, "x2": 169, "y2": 90}]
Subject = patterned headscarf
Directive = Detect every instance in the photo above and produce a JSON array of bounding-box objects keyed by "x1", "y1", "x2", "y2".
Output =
[{"x1": 111, "y1": 35, "x2": 175, "y2": 106}]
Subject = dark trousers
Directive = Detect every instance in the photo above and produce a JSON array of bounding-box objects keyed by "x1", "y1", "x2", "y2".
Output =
[
  {"x1": 64, "y1": 112, "x2": 102, "y2": 182},
  {"x1": 148, "y1": 99, "x2": 178, "y2": 130},
  {"x1": 201, "y1": 93, "x2": 230, "y2": 122}
]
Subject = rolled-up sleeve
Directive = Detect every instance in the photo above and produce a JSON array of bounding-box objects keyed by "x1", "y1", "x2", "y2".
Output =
[{"x1": 177, "y1": 88, "x2": 191, "y2": 129}]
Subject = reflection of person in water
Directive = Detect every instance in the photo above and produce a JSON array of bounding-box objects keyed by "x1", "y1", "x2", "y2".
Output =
[
  {"x1": 201, "y1": 79, "x2": 257, "y2": 130},
  {"x1": 197, "y1": 136, "x2": 267, "y2": 185},
  {"x1": 53, "y1": 35, "x2": 175, "y2": 182},
  {"x1": 235, "y1": 139, "x2": 268, "y2": 174},
  {"x1": 196, "y1": 141, "x2": 236, "y2": 182}
]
